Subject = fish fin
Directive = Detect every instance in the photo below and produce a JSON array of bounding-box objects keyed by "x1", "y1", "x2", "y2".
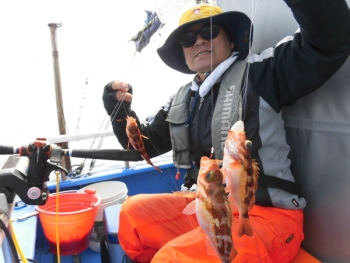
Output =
[
  {"x1": 127, "y1": 140, "x2": 131, "y2": 150},
  {"x1": 252, "y1": 160, "x2": 260, "y2": 190},
  {"x1": 221, "y1": 167, "x2": 226, "y2": 184},
  {"x1": 238, "y1": 218, "x2": 254, "y2": 237},
  {"x1": 248, "y1": 196, "x2": 256, "y2": 211},
  {"x1": 173, "y1": 191, "x2": 197, "y2": 199},
  {"x1": 205, "y1": 227, "x2": 238, "y2": 262},
  {"x1": 230, "y1": 246, "x2": 239, "y2": 262},
  {"x1": 214, "y1": 159, "x2": 223, "y2": 167},
  {"x1": 144, "y1": 156, "x2": 162, "y2": 173},
  {"x1": 141, "y1": 135, "x2": 149, "y2": 140},
  {"x1": 227, "y1": 193, "x2": 237, "y2": 212},
  {"x1": 182, "y1": 200, "x2": 196, "y2": 215},
  {"x1": 206, "y1": 237, "x2": 219, "y2": 258},
  {"x1": 224, "y1": 196, "x2": 233, "y2": 228}
]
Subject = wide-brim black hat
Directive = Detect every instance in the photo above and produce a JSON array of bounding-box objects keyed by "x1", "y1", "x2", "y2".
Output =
[{"x1": 157, "y1": 4, "x2": 253, "y2": 74}]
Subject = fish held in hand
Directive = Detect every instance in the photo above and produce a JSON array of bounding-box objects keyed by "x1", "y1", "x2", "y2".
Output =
[
  {"x1": 174, "y1": 156, "x2": 237, "y2": 263},
  {"x1": 126, "y1": 115, "x2": 161, "y2": 172},
  {"x1": 222, "y1": 120, "x2": 259, "y2": 237}
]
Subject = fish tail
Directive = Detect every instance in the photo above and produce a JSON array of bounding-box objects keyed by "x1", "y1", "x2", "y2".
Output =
[
  {"x1": 144, "y1": 154, "x2": 162, "y2": 173},
  {"x1": 153, "y1": 164, "x2": 162, "y2": 173},
  {"x1": 238, "y1": 217, "x2": 254, "y2": 237},
  {"x1": 126, "y1": 116, "x2": 161, "y2": 172},
  {"x1": 230, "y1": 246, "x2": 238, "y2": 262}
]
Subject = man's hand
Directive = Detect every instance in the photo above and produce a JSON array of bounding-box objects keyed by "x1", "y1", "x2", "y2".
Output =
[
  {"x1": 109, "y1": 81, "x2": 133, "y2": 102},
  {"x1": 102, "y1": 81, "x2": 133, "y2": 121}
]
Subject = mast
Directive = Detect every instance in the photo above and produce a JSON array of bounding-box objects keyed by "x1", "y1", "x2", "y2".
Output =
[{"x1": 48, "y1": 23, "x2": 71, "y2": 173}]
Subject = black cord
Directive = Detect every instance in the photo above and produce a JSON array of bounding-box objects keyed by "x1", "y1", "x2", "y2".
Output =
[
  {"x1": 0, "y1": 218, "x2": 20, "y2": 263},
  {"x1": 20, "y1": 259, "x2": 39, "y2": 263},
  {"x1": 27, "y1": 259, "x2": 39, "y2": 263}
]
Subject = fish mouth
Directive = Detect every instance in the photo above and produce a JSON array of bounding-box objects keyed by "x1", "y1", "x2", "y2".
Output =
[{"x1": 195, "y1": 50, "x2": 212, "y2": 57}]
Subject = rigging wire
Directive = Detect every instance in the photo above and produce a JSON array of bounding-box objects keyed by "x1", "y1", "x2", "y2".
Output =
[
  {"x1": 71, "y1": 41, "x2": 139, "y2": 174},
  {"x1": 102, "y1": 0, "x2": 194, "y2": 128},
  {"x1": 83, "y1": 1, "x2": 207, "y2": 173},
  {"x1": 75, "y1": 78, "x2": 89, "y2": 135},
  {"x1": 86, "y1": 50, "x2": 139, "y2": 172},
  {"x1": 82, "y1": 1, "x2": 168, "y2": 173},
  {"x1": 92, "y1": 1, "x2": 190, "y2": 148}
]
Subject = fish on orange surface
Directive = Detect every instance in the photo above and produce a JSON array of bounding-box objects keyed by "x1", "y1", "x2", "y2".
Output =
[
  {"x1": 126, "y1": 115, "x2": 161, "y2": 172},
  {"x1": 174, "y1": 156, "x2": 237, "y2": 263},
  {"x1": 222, "y1": 120, "x2": 259, "y2": 237}
]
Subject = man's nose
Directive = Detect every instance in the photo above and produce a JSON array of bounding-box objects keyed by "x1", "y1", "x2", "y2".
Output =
[{"x1": 194, "y1": 34, "x2": 208, "y2": 46}]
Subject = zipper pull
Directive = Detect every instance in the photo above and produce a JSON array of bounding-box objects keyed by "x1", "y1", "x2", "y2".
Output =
[{"x1": 198, "y1": 97, "x2": 204, "y2": 110}]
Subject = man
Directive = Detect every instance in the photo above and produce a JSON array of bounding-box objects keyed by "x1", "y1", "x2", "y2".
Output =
[{"x1": 102, "y1": 1, "x2": 350, "y2": 262}]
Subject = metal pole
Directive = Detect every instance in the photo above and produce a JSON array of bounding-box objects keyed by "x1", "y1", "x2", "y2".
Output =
[{"x1": 48, "y1": 23, "x2": 71, "y2": 173}]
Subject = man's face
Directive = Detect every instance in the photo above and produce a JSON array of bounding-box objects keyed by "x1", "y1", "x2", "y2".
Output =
[{"x1": 181, "y1": 23, "x2": 234, "y2": 79}]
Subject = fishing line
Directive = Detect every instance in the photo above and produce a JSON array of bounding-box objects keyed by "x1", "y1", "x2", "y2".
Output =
[
  {"x1": 55, "y1": 171, "x2": 61, "y2": 263},
  {"x1": 210, "y1": 2, "x2": 215, "y2": 158},
  {"x1": 93, "y1": 1, "x2": 194, "y2": 176},
  {"x1": 142, "y1": 138, "x2": 180, "y2": 191},
  {"x1": 110, "y1": 21, "x2": 168, "y2": 123},
  {"x1": 86, "y1": 50, "x2": 139, "y2": 172},
  {"x1": 95, "y1": 39, "x2": 140, "y2": 136},
  {"x1": 95, "y1": 2, "x2": 187, "y2": 174},
  {"x1": 241, "y1": 0, "x2": 259, "y2": 109},
  {"x1": 231, "y1": 0, "x2": 259, "y2": 124},
  {"x1": 110, "y1": 85, "x2": 132, "y2": 124}
]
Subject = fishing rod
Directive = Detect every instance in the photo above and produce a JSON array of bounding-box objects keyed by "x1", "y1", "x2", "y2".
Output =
[
  {"x1": 0, "y1": 142, "x2": 140, "y2": 162},
  {"x1": 0, "y1": 141, "x2": 140, "y2": 206}
]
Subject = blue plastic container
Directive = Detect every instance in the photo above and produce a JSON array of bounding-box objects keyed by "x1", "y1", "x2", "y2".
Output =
[{"x1": 103, "y1": 204, "x2": 126, "y2": 263}]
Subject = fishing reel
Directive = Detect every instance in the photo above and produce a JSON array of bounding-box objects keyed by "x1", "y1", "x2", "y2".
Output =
[
  {"x1": 0, "y1": 140, "x2": 140, "y2": 210},
  {"x1": 0, "y1": 141, "x2": 67, "y2": 209}
]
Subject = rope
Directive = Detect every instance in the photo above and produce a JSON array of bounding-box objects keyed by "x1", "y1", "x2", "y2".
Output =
[{"x1": 8, "y1": 220, "x2": 27, "y2": 263}]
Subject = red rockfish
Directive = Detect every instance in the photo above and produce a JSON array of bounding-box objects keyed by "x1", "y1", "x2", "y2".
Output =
[
  {"x1": 222, "y1": 120, "x2": 259, "y2": 237},
  {"x1": 174, "y1": 156, "x2": 237, "y2": 263},
  {"x1": 126, "y1": 115, "x2": 161, "y2": 172}
]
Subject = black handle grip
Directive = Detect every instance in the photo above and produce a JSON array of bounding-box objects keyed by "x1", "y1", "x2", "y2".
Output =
[
  {"x1": 0, "y1": 145, "x2": 16, "y2": 155},
  {"x1": 66, "y1": 149, "x2": 141, "y2": 161}
]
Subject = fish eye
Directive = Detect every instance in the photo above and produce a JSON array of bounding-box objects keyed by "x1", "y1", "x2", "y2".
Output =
[
  {"x1": 245, "y1": 140, "x2": 252, "y2": 149},
  {"x1": 205, "y1": 171, "x2": 215, "y2": 182}
]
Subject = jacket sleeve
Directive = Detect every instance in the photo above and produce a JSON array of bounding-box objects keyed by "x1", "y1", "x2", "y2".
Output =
[
  {"x1": 252, "y1": 0, "x2": 350, "y2": 112},
  {"x1": 112, "y1": 95, "x2": 173, "y2": 159}
]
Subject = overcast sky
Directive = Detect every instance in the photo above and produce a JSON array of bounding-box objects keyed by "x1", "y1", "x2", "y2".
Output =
[{"x1": 0, "y1": 0, "x2": 193, "y2": 144}]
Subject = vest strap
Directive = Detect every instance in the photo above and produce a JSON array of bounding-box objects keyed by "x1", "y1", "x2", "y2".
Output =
[{"x1": 260, "y1": 175, "x2": 302, "y2": 195}]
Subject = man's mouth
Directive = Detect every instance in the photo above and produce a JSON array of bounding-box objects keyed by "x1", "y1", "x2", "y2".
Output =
[{"x1": 196, "y1": 50, "x2": 211, "y2": 57}]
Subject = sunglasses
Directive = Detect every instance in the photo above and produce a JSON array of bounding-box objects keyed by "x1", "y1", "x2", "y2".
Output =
[{"x1": 179, "y1": 24, "x2": 221, "y2": 48}]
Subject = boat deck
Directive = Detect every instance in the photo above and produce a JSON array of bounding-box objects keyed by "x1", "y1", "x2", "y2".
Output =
[
  {"x1": 37, "y1": 161, "x2": 182, "y2": 263},
  {"x1": 3, "y1": 157, "x2": 320, "y2": 263}
]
